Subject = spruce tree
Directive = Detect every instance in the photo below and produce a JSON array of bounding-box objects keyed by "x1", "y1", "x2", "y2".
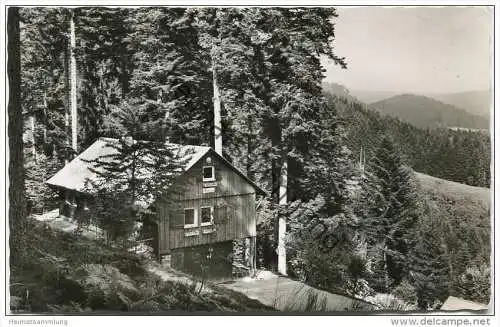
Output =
[
  {"x1": 189, "y1": 8, "x2": 348, "y2": 274},
  {"x1": 74, "y1": 7, "x2": 134, "y2": 149},
  {"x1": 20, "y1": 8, "x2": 70, "y2": 162},
  {"x1": 360, "y1": 135, "x2": 423, "y2": 290},
  {"x1": 409, "y1": 217, "x2": 451, "y2": 309},
  {"x1": 127, "y1": 7, "x2": 212, "y2": 145},
  {"x1": 287, "y1": 95, "x2": 368, "y2": 295},
  {"x1": 85, "y1": 101, "x2": 187, "y2": 243}
]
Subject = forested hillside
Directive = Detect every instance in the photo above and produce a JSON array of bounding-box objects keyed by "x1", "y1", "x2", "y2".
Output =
[
  {"x1": 325, "y1": 94, "x2": 491, "y2": 188},
  {"x1": 323, "y1": 83, "x2": 491, "y2": 120},
  {"x1": 369, "y1": 94, "x2": 489, "y2": 129},
  {"x1": 417, "y1": 173, "x2": 490, "y2": 305},
  {"x1": 430, "y1": 90, "x2": 491, "y2": 119}
]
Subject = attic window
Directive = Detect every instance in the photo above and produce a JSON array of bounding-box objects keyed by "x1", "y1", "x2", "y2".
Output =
[
  {"x1": 203, "y1": 166, "x2": 215, "y2": 181},
  {"x1": 184, "y1": 208, "x2": 197, "y2": 228}
]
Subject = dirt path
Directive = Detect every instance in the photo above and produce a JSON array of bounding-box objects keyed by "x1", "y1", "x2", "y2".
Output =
[{"x1": 218, "y1": 270, "x2": 373, "y2": 312}]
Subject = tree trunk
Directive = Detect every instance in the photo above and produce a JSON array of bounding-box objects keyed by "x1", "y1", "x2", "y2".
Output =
[
  {"x1": 8, "y1": 6, "x2": 27, "y2": 263},
  {"x1": 383, "y1": 244, "x2": 390, "y2": 291},
  {"x1": 120, "y1": 54, "x2": 129, "y2": 98},
  {"x1": 246, "y1": 116, "x2": 254, "y2": 180},
  {"x1": 270, "y1": 118, "x2": 282, "y2": 272},
  {"x1": 63, "y1": 18, "x2": 70, "y2": 164},
  {"x1": 42, "y1": 92, "x2": 47, "y2": 146},
  {"x1": 30, "y1": 115, "x2": 37, "y2": 163},
  {"x1": 70, "y1": 12, "x2": 78, "y2": 154},
  {"x1": 212, "y1": 48, "x2": 222, "y2": 156},
  {"x1": 212, "y1": 73, "x2": 222, "y2": 156},
  {"x1": 278, "y1": 157, "x2": 287, "y2": 275}
]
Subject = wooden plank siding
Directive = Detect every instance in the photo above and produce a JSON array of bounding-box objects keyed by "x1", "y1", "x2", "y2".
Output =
[{"x1": 156, "y1": 152, "x2": 257, "y2": 255}]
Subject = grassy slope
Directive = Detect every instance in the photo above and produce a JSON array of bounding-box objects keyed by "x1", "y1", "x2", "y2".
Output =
[
  {"x1": 416, "y1": 172, "x2": 491, "y2": 279},
  {"x1": 416, "y1": 172, "x2": 490, "y2": 208},
  {"x1": 416, "y1": 171, "x2": 490, "y2": 246}
]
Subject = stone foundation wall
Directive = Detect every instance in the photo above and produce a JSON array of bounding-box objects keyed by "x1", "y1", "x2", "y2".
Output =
[{"x1": 232, "y1": 238, "x2": 255, "y2": 277}]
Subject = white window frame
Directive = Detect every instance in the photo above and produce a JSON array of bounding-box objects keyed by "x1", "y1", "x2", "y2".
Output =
[
  {"x1": 184, "y1": 207, "x2": 198, "y2": 229},
  {"x1": 202, "y1": 166, "x2": 215, "y2": 182},
  {"x1": 200, "y1": 206, "x2": 214, "y2": 226}
]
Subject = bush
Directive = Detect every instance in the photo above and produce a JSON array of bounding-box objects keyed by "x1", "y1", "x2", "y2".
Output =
[
  {"x1": 392, "y1": 279, "x2": 418, "y2": 305},
  {"x1": 345, "y1": 278, "x2": 374, "y2": 299},
  {"x1": 455, "y1": 264, "x2": 491, "y2": 304},
  {"x1": 89, "y1": 190, "x2": 138, "y2": 246},
  {"x1": 365, "y1": 293, "x2": 417, "y2": 311},
  {"x1": 287, "y1": 196, "x2": 363, "y2": 295},
  {"x1": 67, "y1": 264, "x2": 140, "y2": 310}
]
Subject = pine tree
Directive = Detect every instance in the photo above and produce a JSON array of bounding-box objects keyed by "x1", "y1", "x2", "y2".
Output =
[
  {"x1": 20, "y1": 8, "x2": 70, "y2": 162},
  {"x1": 75, "y1": 7, "x2": 134, "y2": 148},
  {"x1": 127, "y1": 7, "x2": 212, "y2": 145},
  {"x1": 409, "y1": 217, "x2": 451, "y2": 309},
  {"x1": 189, "y1": 8, "x2": 347, "y2": 274},
  {"x1": 360, "y1": 135, "x2": 423, "y2": 290},
  {"x1": 286, "y1": 94, "x2": 368, "y2": 295},
  {"x1": 85, "y1": 101, "x2": 187, "y2": 244}
]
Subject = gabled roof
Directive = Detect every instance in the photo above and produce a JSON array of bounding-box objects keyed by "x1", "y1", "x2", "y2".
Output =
[{"x1": 46, "y1": 137, "x2": 266, "y2": 196}]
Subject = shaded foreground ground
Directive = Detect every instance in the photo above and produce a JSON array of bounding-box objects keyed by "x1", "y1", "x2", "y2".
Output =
[
  {"x1": 30, "y1": 210, "x2": 371, "y2": 312},
  {"x1": 11, "y1": 214, "x2": 275, "y2": 313}
]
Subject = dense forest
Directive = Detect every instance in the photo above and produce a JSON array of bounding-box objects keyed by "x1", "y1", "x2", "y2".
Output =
[
  {"x1": 326, "y1": 94, "x2": 491, "y2": 188},
  {"x1": 9, "y1": 7, "x2": 490, "y2": 313}
]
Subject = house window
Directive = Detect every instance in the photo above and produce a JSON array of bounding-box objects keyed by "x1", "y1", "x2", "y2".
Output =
[
  {"x1": 200, "y1": 206, "x2": 213, "y2": 226},
  {"x1": 184, "y1": 208, "x2": 197, "y2": 228},
  {"x1": 203, "y1": 166, "x2": 215, "y2": 181}
]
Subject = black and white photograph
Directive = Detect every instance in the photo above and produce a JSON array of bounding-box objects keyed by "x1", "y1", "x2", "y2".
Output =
[{"x1": 1, "y1": 1, "x2": 497, "y2": 324}]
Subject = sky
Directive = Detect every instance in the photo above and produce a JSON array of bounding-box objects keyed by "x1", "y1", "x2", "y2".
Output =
[{"x1": 322, "y1": 6, "x2": 493, "y2": 94}]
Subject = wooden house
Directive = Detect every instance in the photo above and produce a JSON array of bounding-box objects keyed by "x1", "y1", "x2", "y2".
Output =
[{"x1": 46, "y1": 137, "x2": 265, "y2": 277}]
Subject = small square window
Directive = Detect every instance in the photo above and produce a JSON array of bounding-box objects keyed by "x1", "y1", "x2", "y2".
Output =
[
  {"x1": 203, "y1": 166, "x2": 215, "y2": 181},
  {"x1": 200, "y1": 207, "x2": 213, "y2": 226},
  {"x1": 184, "y1": 208, "x2": 197, "y2": 228}
]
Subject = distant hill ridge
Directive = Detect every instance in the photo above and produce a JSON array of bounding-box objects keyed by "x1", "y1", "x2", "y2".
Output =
[
  {"x1": 369, "y1": 93, "x2": 489, "y2": 129},
  {"x1": 322, "y1": 82, "x2": 490, "y2": 129},
  {"x1": 348, "y1": 88, "x2": 491, "y2": 119},
  {"x1": 323, "y1": 86, "x2": 491, "y2": 188},
  {"x1": 426, "y1": 90, "x2": 491, "y2": 118}
]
